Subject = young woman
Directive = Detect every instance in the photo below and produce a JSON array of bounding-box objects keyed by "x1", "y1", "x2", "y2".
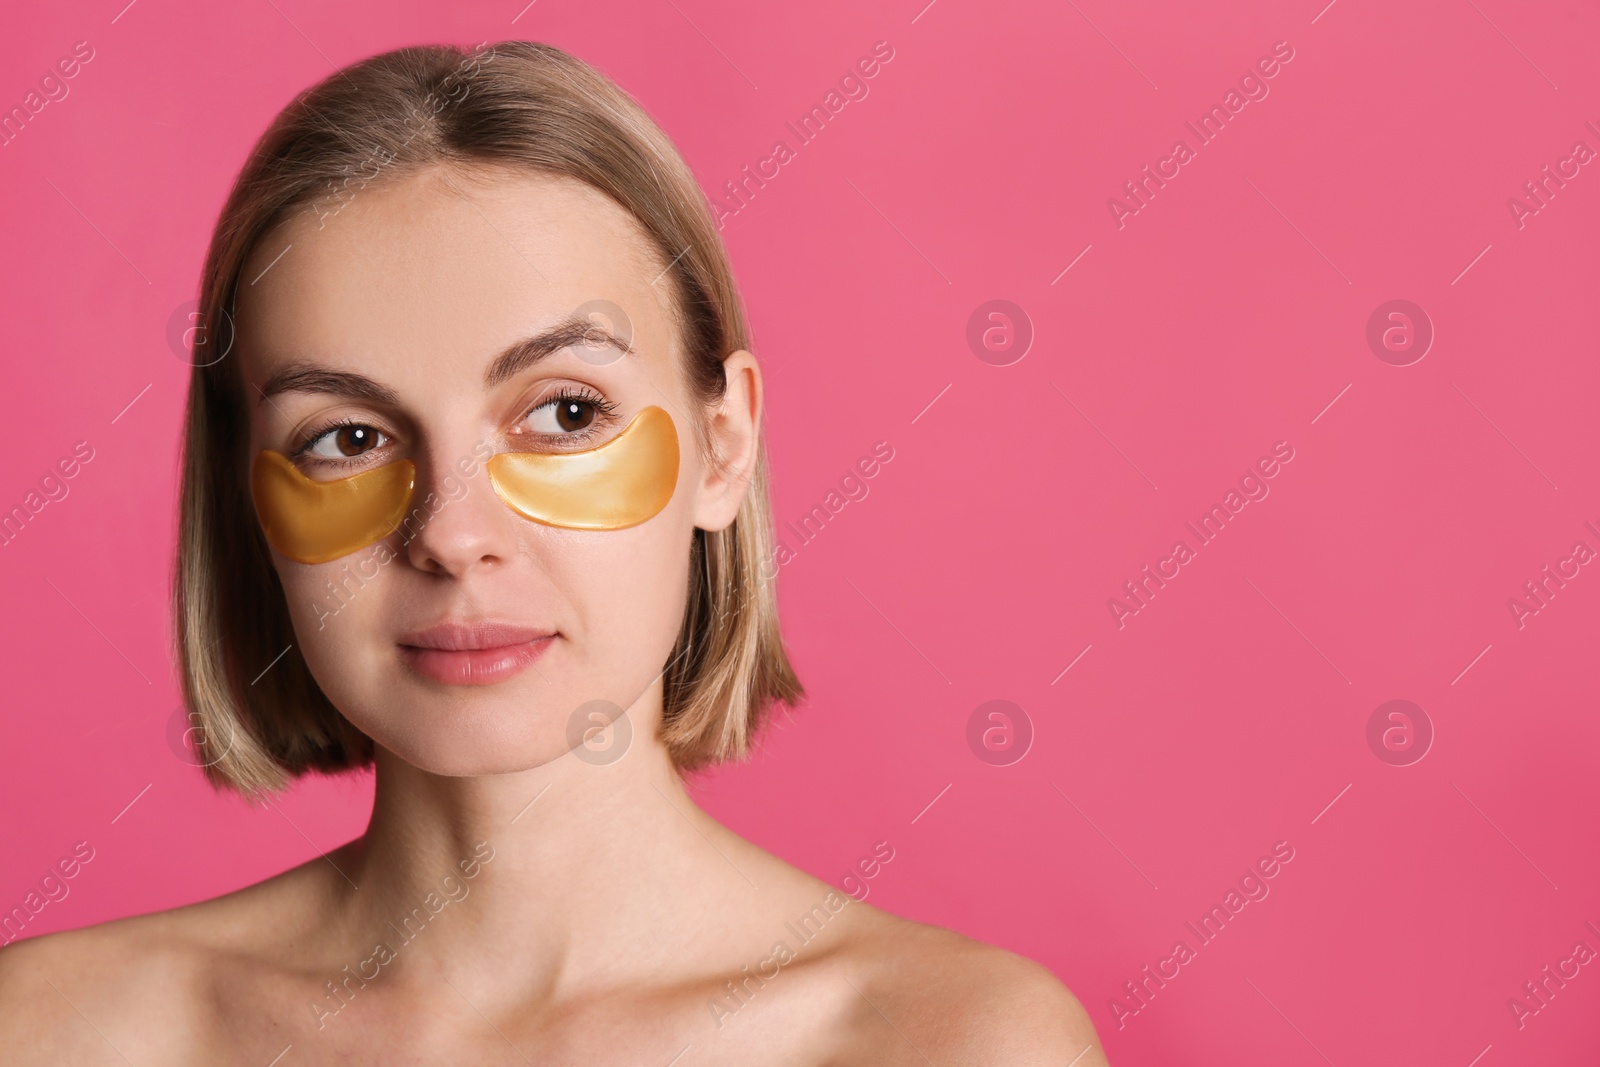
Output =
[{"x1": 0, "y1": 41, "x2": 1107, "y2": 1065}]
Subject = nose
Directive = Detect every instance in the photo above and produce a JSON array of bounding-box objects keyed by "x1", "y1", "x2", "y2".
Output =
[{"x1": 401, "y1": 442, "x2": 520, "y2": 578}]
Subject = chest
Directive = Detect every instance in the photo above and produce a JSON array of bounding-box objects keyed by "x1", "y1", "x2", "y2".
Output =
[{"x1": 188, "y1": 962, "x2": 864, "y2": 1066}]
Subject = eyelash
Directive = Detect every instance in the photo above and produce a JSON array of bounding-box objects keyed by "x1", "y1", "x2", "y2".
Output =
[
  {"x1": 288, "y1": 385, "x2": 622, "y2": 467},
  {"x1": 290, "y1": 416, "x2": 375, "y2": 463},
  {"x1": 523, "y1": 385, "x2": 621, "y2": 447}
]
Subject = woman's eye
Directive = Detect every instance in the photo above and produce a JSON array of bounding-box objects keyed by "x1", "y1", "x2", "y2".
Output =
[
  {"x1": 525, "y1": 397, "x2": 600, "y2": 435},
  {"x1": 306, "y1": 424, "x2": 386, "y2": 459}
]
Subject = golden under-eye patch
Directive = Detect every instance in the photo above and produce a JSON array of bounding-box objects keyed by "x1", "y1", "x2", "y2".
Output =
[
  {"x1": 250, "y1": 406, "x2": 678, "y2": 563},
  {"x1": 251, "y1": 451, "x2": 416, "y2": 565},
  {"x1": 488, "y1": 405, "x2": 679, "y2": 529}
]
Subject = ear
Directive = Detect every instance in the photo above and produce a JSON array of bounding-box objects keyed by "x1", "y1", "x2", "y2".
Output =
[{"x1": 692, "y1": 350, "x2": 762, "y2": 533}]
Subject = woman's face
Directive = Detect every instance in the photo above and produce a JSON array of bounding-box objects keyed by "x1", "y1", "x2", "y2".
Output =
[{"x1": 235, "y1": 164, "x2": 753, "y2": 776}]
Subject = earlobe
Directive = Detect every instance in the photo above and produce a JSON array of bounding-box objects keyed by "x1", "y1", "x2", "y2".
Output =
[{"x1": 693, "y1": 350, "x2": 762, "y2": 532}]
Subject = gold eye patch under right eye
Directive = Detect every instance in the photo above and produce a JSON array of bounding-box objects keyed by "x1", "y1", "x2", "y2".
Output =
[{"x1": 251, "y1": 451, "x2": 416, "y2": 565}]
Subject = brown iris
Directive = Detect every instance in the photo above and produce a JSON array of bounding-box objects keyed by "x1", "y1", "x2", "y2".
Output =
[
  {"x1": 332, "y1": 425, "x2": 378, "y2": 457},
  {"x1": 553, "y1": 399, "x2": 597, "y2": 434}
]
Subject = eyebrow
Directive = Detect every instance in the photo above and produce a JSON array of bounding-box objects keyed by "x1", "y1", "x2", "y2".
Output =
[
  {"x1": 483, "y1": 317, "x2": 634, "y2": 388},
  {"x1": 258, "y1": 365, "x2": 402, "y2": 407},
  {"x1": 257, "y1": 317, "x2": 635, "y2": 405}
]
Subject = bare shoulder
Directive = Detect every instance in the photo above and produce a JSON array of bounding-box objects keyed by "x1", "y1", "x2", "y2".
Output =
[
  {"x1": 0, "y1": 853, "x2": 334, "y2": 1065},
  {"x1": 0, "y1": 909, "x2": 211, "y2": 1064},
  {"x1": 824, "y1": 900, "x2": 1110, "y2": 1066},
  {"x1": 713, "y1": 827, "x2": 1109, "y2": 1063}
]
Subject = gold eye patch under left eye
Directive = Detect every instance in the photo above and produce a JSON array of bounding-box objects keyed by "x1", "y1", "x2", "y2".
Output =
[
  {"x1": 487, "y1": 405, "x2": 679, "y2": 530},
  {"x1": 251, "y1": 452, "x2": 416, "y2": 565}
]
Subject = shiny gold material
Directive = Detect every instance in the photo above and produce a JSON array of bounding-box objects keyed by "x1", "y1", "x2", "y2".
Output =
[
  {"x1": 251, "y1": 451, "x2": 416, "y2": 564},
  {"x1": 488, "y1": 405, "x2": 679, "y2": 529},
  {"x1": 251, "y1": 406, "x2": 676, "y2": 562}
]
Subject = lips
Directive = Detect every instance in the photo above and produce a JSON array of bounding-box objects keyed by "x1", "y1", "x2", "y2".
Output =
[{"x1": 397, "y1": 621, "x2": 557, "y2": 686}]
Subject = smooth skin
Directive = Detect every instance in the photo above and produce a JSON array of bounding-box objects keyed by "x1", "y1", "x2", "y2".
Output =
[{"x1": 0, "y1": 164, "x2": 1110, "y2": 1066}]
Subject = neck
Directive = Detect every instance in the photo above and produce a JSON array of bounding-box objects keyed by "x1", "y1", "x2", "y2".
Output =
[{"x1": 326, "y1": 699, "x2": 742, "y2": 1002}]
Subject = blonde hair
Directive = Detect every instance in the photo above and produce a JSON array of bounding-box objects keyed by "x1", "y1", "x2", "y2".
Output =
[{"x1": 173, "y1": 40, "x2": 803, "y2": 798}]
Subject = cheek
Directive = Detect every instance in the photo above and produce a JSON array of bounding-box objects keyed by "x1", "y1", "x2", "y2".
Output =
[
  {"x1": 272, "y1": 548, "x2": 399, "y2": 705},
  {"x1": 260, "y1": 489, "x2": 698, "y2": 776},
  {"x1": 542, "y1": 513, "x2": 694, "y2": 676}
]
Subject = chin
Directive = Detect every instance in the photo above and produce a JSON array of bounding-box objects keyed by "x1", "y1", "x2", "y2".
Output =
[
  {"x1": 353, "y1": 692, "x2": 579, "y2": 777},
  {"x1": 401, "y1": 744, "x2": 570, "y2": 777},
  {"x1": 386, "y1": 731, "x2": 575, "y2": 777}
]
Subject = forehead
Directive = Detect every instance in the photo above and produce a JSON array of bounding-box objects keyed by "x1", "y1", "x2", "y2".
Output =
[{"x1": 235, "y1": 164, "x2": 675, "y2": 379}]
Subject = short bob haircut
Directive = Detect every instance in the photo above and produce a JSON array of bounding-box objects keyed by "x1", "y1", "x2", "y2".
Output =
[{"x1": 173, "y1": 40, "x2": 803, "y2": 799}]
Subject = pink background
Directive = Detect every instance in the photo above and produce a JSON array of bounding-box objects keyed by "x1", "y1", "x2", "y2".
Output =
[{"x1": 3, "y1": 0, "x2": 1598, "y2": 1061}]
